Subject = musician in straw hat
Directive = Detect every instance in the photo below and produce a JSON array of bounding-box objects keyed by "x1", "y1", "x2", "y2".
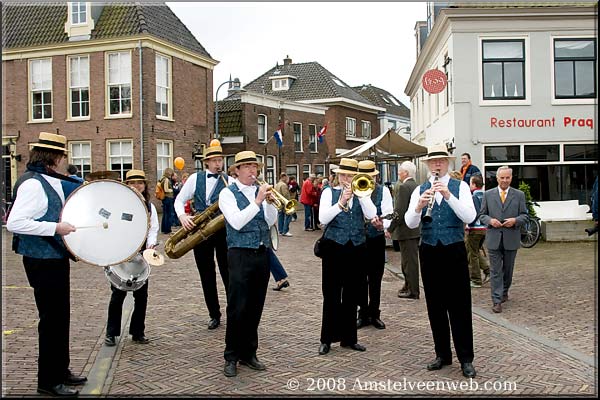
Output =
[
  {"x1": 218, "y1": 150, "x2": 277, "y2": 377},
  {"x1": 175, "y1": 142, "x2": 231, "y2": 331},
  {"x1": 104, "y1": 169, "x2": 159, "y2": 348},
  {"x1": 317, "y1": 158, "x2": 377, "y2": 356},
  {"x1": 404, "y1": 144, "x2": 477, "y2": 379},
  {"x1": 7, "y1": 132, "x2": 86, "y2": 397}
]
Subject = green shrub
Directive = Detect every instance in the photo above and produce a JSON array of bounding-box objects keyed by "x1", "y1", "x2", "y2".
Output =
[{"x1": 519, "y1": 181, "x2": 537, "y2": 218}]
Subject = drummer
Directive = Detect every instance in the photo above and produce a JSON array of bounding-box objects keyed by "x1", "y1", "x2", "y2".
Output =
[
  {"x1": 104, "y1": 169, "x2": 159, "y2": 348},
  {"x1": 7, "y1": 132, "x2": 85, "y2": 397}
]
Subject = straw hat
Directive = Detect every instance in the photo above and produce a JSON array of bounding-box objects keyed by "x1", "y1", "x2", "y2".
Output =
[
  {"x1": 125, "y1": 169, "x2": 147, "y2": 183},
  {"x1": 230, "y1": 150, "x2": 264, "y2": 168},
  {"x1": 422, "y1": 144, "x2": 456, "y2": 161},
  {"x1": 331, "y1": 158, "x2": 359, "y2": 175},
  {"x1": 30, "y1": 132, "x2": 68, "y2": 154},
  {"x1": 203, "y1": 144, "x2": 224, "y2": 160},
  {"x1": 357, "y1": 160, "x2": 379, "y2": 176}
]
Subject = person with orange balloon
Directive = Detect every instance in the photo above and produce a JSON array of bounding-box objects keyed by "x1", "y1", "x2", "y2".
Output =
[{"x1": 174, "y1": 140, "x2": 233, "y2": 331}]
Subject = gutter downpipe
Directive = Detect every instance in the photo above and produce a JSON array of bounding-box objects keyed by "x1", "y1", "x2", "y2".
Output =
[{"x1": 139, "y1": 40, "x2": 144, "y2": 168}]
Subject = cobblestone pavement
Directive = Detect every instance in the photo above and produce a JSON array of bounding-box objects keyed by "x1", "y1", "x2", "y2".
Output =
[{"x1": 2, "y1": 218, "x2": 597, "y2": 397}]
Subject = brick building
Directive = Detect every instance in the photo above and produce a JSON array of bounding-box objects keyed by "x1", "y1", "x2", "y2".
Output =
[{"x1": 2, "y1": 2, "x2": 217, "y2": 203}]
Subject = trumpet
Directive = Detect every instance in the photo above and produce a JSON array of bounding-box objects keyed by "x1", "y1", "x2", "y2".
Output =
[
  {"x1": 351, "y1": 173, "x2": 375, "y2": 198},
  {"x1": 253, "y1": 176, "x2": 298, "y2": 215},
  {"x1": 422, "y1": 171, "x2": 440, "y2": 223}
]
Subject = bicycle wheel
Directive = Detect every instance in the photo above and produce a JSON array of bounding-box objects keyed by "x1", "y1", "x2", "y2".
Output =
[{"x1": 520, "y1": 218, "x2": 541, "y2": 248}]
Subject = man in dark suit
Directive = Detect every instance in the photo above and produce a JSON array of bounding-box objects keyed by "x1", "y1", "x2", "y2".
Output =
[
  {"x1": 387, "y1": 161, "x2": 420, "y2": 299},
  {"x1": 479, "y1": 166, "x2": 528, "y2": 313}
]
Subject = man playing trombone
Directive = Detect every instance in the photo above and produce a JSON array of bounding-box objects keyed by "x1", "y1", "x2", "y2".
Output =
[
  {"x1": 175, "y1": 142, "x2": 231, "y2": 331},
  {"x1": 218, "y1": 150, "x2": 278, "y2": 377},
  {"x1": 404, "y1": 144, "x2": 477, "y2": 379}
]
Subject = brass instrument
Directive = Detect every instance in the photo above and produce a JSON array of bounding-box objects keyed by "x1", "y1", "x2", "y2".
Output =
[
  {"x1": 351, "y1": 173, "x2": 375, "y2": 198},
  {"x1": 254, "y1": 177, "x2": 298, "y2": 215},
  {"x1": 164, "y1": 172, "x2": 228, "y2": 259},
  {"x1": 422, "y1": 171, "x2": 439, "y2": 223}
]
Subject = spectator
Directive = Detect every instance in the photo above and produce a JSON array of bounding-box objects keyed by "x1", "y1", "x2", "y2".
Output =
[
  {"x1": 66, "y1": 164, "x2": 84, "y2": 183},
  {"x1": 300, "y1": 175, "x2": 317, "y2": 231},
  {"x1": 460, "y1": 153, "x2": 481, "y2": 185},
  {"x1": 288, "y1": 176, "x2": 299, "y2": 222},
  {"x1": 274, "y1": 173, "x2": 293, "y2": 237},
  {"x1": 465, "y1": 174, "x2": 490, "y2": 288},
  {"x1": 160, "y1": 168, "x2": 175, "y2": 234}
]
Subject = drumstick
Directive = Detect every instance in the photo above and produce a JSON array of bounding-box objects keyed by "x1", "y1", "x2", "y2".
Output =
[{"x1": 75, "y1": 222, "x2": 109, "y2": 229}]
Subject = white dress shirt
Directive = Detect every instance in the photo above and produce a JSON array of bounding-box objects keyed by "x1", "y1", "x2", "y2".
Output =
[
  {"x1": 319, "y1": 186, "x2": 378, "y2": 225},
  {"x1": 218, "y1": 179, "x2": 278, "y2": 231},
  {"x1": 405, "y1": 173, "x2": 476, "y2": 229},
  {"x1": 380, "y1": 185, "x2": 394, "y2": 230},
  {"x1": 7, "y1": 175, "x2": 65, "y2": 236},
  {"x1": 147, "y1": 203, "x2": 159, "y2": 248},
  {"x1": 175, "y1": 171, "x2": 232, "y2": 217}
]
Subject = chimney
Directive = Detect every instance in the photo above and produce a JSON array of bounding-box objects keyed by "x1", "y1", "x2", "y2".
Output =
[{"x1": 283, "y1": 55, "x2": 292, "y2": 66}]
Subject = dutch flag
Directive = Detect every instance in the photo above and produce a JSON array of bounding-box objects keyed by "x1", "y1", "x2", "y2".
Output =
[
  {"x1": 317, "y1": 123, "x2": 328, "y2": 143},
  {"x1": 274, "y1": 123, "x2": 284, "y2": 147}
]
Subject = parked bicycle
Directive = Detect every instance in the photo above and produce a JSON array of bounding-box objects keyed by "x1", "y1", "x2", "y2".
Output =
[{"x1": 520, "y1": 201, "x2": 541, "y2": 248}]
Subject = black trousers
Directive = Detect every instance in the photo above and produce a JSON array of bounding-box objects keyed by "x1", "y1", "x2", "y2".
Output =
[
  {"x1": 224, "y1": 247, "x2": 269, "y2": 362},
  {"x1": 419, "y1": 241, "x2": 474, "y2": 363},
  {"x1": 358, "y1": 235, "x2": 386, "y2": 319},
  {"x1": 106, "y1": 281, "x2": 148, "y2": 338},
  {"x1": 320, "y1": 240, "x2": 365, "y2": 345},
  {"x1": 400, "y1": 238, "x2": 420, "y2": 297},
  {"x1": 23, "y1": 256, "x2": 71, "y2": 388},
  {"x1": 193, "y1": 229, "x2": 229, "y2": 320}
]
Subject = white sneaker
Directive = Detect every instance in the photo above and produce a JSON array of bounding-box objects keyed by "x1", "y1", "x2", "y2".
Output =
[{"x1": 283, "y1": 232, "x2": 293, "y2": 237}]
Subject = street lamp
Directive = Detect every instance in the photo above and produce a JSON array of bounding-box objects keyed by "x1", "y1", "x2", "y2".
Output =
[{"x1": 215, "y1": 77, "x2": 241, "y2": 139}]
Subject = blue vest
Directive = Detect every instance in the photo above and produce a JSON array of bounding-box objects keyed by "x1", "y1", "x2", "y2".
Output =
[
  {"x1": 224, "y1": 183, "x2": 271, "y2": 249},
  {"x1": 366, "y1": 184, "x2": 384, "y2": 238},
  {"x1": 195, "y1": 172, "x2": 228, "y2": 212},
  {"x1": 419, "y1": 178, "x2": 464, "y2": 245},
  {"x1": 468, "y1": 189, "x2": 486, "y2": 229},
  {"x1": 324, "y1": 188, "x2": 366, "y2": 246},
  {"x1": 15, "y1": 173, "x2": 68, "y2": 259}
]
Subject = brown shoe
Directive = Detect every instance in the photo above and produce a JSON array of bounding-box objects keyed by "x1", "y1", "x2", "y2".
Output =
[{"x1": 492, "y1": 303, "x2": 502, "y2": 313}]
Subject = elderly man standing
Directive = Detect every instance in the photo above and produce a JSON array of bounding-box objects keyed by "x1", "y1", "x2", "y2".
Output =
[
  {"x1": 479, "y1": 166, "x2": 528, "y2": 314},
  {"x1": 405, "y1": 144, "x2": 477, "y2": 379},
  {"x1": 387, "y1": 161, "x2": 420, "y2": 300}
]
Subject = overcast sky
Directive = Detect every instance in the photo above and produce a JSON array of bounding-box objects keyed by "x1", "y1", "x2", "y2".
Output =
[{"x1": 167, "y1": 2, "x2": 427, "y2": 108}]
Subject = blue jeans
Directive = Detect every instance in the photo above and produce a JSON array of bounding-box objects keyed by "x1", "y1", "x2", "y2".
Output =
[
  {"x1": 303, "y1": 204, "x2": 313, "y2": 230},
  {"x1": 161, "y1": 197, "x2": 175, "y2": 233},
  {"x1": 278, "y1": 210, "x2": 291, "y2": 234},
  {"x1": 268, "y1": 249, "x2": 288, "y2": 282}
]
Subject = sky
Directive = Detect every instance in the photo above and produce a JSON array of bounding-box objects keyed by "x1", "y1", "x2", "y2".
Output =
[{"x1": 167, "y1": 2, "x2": 427, "y2": 108}]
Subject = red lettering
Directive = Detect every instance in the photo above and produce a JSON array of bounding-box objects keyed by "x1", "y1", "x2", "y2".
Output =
[
  {"x1": 564, "y1": 117, "x2": 572, "y2": 127},
  {"x1": 490, "y1": 117, "x2": 497, "y2": 127}
]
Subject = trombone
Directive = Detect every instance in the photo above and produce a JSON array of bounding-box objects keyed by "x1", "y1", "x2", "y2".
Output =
[
  {"x1": 254, "y1": 177, "x2": 299, "y2": 215},
  {"x1": 351, "y1": 173, "x2": 375, "y2": 198}
]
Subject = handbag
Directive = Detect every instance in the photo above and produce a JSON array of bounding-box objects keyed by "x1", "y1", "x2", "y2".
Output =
[{"x1": 313, "y1": 225, "x2": 329, "y2": 258}]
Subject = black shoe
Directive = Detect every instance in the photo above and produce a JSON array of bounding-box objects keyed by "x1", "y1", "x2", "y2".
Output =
[
  {"x1": 356, "y1": 317, "x2": 371, "y2": 329},
  {"x1": 461, "y1": 362, "x2": 476, "y2": 378},
  {"x1": 371, "y1": 318, "x2": 386, "y2": 330},
  {"x1": 37, "y1": 384, "x2": 79, "y2": 397},
  {"x1": 426, "y1": 357, "x2": 452, "y2": 371},
  {"x1": 104, "y1": 336, "x2": 116, "y2": 347},
  {"x1": 318, "y1": 343, "x2": 331, "y2": 355},
  {"x1": 208, "y1": 318, "x2": 221, "y2": 330},
  {"x1": 341, "y1": 343, "x2": 366, "y2": 352},
  {"x1": 64, "y1": 372, "x2": 87, "y2": 386},
  {"x1": 398, "y1": 292, "x2": 419, "y2": 299},
  {"x1": 239, "y1": 356, "x2": 266, "y2": 371},
  {"x1": 224, "y1": 361, "x2": 237, "y2": 377},
  {"x1": 132, "y1": 336, "x2": 150, "y2": 344},
  {"x1": 272, "y1": 280, "x2": 290, "y2": 291}
]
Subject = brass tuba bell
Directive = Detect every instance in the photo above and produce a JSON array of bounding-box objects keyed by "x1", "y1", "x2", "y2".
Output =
[{"x1": 351, "y1": 173, "x2": 375, "y2": 198}]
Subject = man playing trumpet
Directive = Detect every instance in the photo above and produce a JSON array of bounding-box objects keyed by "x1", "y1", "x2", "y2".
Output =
[{"x1": 218, "y1": 151, "x2": 278, "y2": 377}]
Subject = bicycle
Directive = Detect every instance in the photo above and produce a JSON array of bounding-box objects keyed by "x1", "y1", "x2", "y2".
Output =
[{"x1": 520, "y1": 201, "x2": 541, "y2": 248}]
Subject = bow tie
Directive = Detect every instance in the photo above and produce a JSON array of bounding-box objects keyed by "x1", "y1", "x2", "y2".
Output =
[{"x1": 207, "y1": 173, "x2": 219, "y2": 179}]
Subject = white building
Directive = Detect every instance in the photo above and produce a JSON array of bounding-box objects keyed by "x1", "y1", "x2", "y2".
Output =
[{"x1": 406, "y1": 2, "x2": 597, "y2": 203}]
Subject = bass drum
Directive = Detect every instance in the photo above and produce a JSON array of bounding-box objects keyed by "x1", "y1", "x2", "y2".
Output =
[
  {"x1": 104, "y1": 254, "x2": 150, "y2": 291},
  {"x1": 61, "y1": 179, "x2": 149, "y2": 266}
]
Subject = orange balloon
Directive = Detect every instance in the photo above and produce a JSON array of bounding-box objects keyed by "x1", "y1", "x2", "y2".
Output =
[
  {"x1": 174, "y1": 157, "x2": 185, "y2": 170},
  {"x1": 209, "y1": 139, "x2": 221, "y2": 147}
]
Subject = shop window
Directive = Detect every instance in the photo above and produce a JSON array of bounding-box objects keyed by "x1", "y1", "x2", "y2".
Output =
[
  {"x1": 554, "y1": 38, "x2": 596, "y2": 99},
  {"x1": 482, "y1": 40, "x2": 525, "y2": 100},
  {"x1": 484, "y1": 145, "x2": 520, "y2": 163},
  {"x1": 524, "y1": 145, "x2": 559, "y2": 162},
  {"x1": 564, "y1": 144, "x2": 597, "y2": 161}
]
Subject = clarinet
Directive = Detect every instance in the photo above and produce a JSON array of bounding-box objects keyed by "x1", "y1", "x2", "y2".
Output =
[{"x1": 421, "y1": 171, "x2": 439, "y2": 223}]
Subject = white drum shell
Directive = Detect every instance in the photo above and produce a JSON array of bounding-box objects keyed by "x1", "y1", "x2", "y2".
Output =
[
  {"x1": 105, "y1": 254, "x2": 151, "y2": 291},
  {"x1": 61, "y1": 180, "x2": 149, "y2": 266}
]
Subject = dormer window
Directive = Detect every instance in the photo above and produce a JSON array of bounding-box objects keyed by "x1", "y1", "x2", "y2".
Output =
[
  {"x1": 65, "y1": 2, "x2": 95, "y2": 40},
  {"x1": 269, "y1": 74, "x2": 296, "y2": 91},
  {"x1": 71, "y1": 2, "x2": 87, "y2": 24}
]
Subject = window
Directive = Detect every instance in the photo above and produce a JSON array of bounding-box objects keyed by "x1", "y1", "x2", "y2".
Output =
[
  {"x1": 272, "y1": 79, "x2": 288, "y2": 91},
  {"x1": 293, "y1": 123, "x2": 302, "y2": 152},
  {"x1": 308, "y1": 124, "x2": 317, "y2": 152},
  {"x1": 155, "y1": 54, "x2": 171, "y2": 118},
  {"x1": 108, "y1": 140, "x2": 133, "y2": 181},
  {"x1": 69, "y1": 141, "x2": 91, "y2": 179},
  {"x1": 286, "y1": 165, "x2": 298, "y2": 182},
  {"x1": 484, "y1": 145, "x2": 520, "y2": 163},
  {"x1": 482, "y1": 40, "x2": 525, "y2": 100},
  {"x1": 346, "y1": 117, "x2": 356, "y2": 137},
  {"x1": 29, "y1": 59, "x2": 52, "y2": 121},
  {"x1": 157, "y1": 141, "x2": 172, "y2": 179},
  {"x1": 265, "y1": 156, "x2": 276, "y2": 185},
  {"x1": 258, "y1": 114, "x2": 267, "y2": 142},
  {"x1": 68, "y1": 55, "x2": 89, "y2": 119},
  {"x1": 302, "y1": 164, "x2": 311, "y2": 180},
  {"x1": 564, "y1": 144, "x2": 597, "y2": 161},
  {"x1": 554, "y1": 39, "x2": 596, "y2": 99},
  {"x1": 524, "y1": 145, "x2": 559, "y2": 162},
  {"x1": 361, "y1": 121, "x2": 371, "y2": 139},
  {"x1": 107, "y1": 51, "x2": 132, "y2": 116},
  {"x1": 71, "y1": 2, "x2": 86, "y2": 24},
  {"x1": 314, "y1": 164, "x2": 325, "y2": 177}
]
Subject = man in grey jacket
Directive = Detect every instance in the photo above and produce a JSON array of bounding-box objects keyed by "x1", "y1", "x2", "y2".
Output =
[{"x1": 479, "y1": 166, "x2": 528, "y2": 313}]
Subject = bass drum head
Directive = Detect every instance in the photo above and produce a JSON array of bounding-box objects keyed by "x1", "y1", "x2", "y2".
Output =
[
  {"x1": 105, "y1": 254, "x2": 150, "y2": 291},
  {"x1": 270, "y1": 224, "x2": 279, "y2": 251},
  {"x1": 61, "y1": 180, "x2": 149, "y2": 266}
]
